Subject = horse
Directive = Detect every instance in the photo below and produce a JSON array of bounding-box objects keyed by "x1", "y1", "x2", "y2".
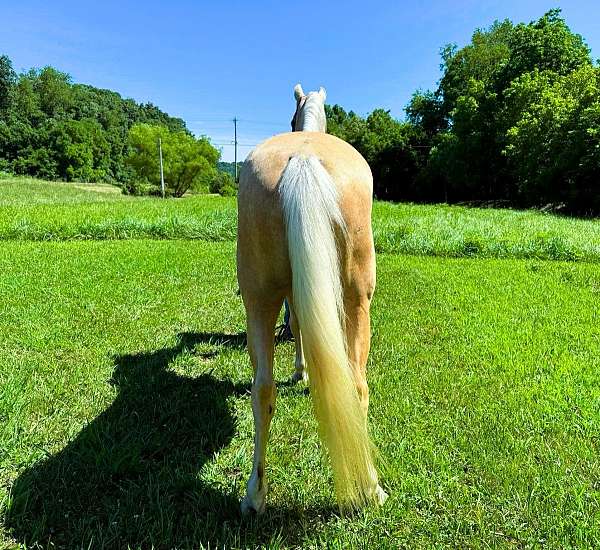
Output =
[{"x1": 236, "y1": 84, "x2": 387, "y2": 514}]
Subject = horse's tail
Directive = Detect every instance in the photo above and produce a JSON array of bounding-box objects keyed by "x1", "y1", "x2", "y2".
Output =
[{"x1": 279, "y1": 155, "x2": 377, "y2": 509}]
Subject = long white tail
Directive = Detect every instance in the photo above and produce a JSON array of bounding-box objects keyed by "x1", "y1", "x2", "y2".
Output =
[{"x1": 279, "y1": 155, "x2": 378, "y2": 509}]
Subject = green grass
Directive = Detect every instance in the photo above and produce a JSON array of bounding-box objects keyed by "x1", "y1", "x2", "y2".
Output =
[
  {"x1": 1, "y1": 241, "x2": 599, "y2": 548},
  {"x1": 0, "y1": 177, "x2": 236, "y2": 242},
  {"x1": 0, "y1": 175, "x2": 124, "y2": 205},
  {"x1": 373, "y1": 201, "x2": 600, "y2": 261},
  {"x1": 2, "y1": 176, "x2": 599, "y2": 261},
  {"x1": 1, "y1": 178, "x2": 599, "y2": 548}
]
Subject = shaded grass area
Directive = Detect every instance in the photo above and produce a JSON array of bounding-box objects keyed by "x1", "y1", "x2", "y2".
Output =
[
  {"x1": 1, "y1": 240, "x2": 599, "y2": 548},
  {"x1": 2, "y1": 177, "x2": 600, "y2": 261}
]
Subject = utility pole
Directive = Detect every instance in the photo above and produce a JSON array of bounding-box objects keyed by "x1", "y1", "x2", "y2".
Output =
[
  {"x1": 233, "y1": 117, "x2": 238, "y2": 182},
  {"x1": 158, "y1": 137, "x2": 165, "y2": 198}
]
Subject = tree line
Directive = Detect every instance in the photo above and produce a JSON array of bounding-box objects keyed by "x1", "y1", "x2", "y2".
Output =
[
  {"x1": 0, "y1": 9, "x2": 598, "y2": 209},
  {"x1": 327, "y1": 10, "x2": 600, "y2": 214},
  {"x1": 0, "y1": 56, "x2": 232, "y2": 196}
]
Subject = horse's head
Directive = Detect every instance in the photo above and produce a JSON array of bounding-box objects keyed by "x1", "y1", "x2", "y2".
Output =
[{"x1": 291, "y1": 83, "x2": 327, "y2": 132}]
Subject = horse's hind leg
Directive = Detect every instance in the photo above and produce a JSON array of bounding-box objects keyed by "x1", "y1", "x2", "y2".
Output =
[
  {"x1": 345, "y1": 294, "x2": 373, "y2": 417},
  {"x1": 288, "y1": 302, "x2": 307, "y2": 383},
  {"x1": 240, "y1": 293, "x2": 282, "y2": 515},
  {"x1": 345, "y1": 273, "x2": 389, "y2": 505}
]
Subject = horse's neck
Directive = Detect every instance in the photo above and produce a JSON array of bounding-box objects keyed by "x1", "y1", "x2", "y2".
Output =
[
  {"x1": 297, "y1": 101, "x2": 326, "y2": 132},
  {"x1": 298, "y1": 117, "x2": 323, "y2": 132}
]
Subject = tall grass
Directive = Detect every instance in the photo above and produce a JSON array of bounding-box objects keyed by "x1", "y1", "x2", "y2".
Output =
[
  {"x1": 372, "y1": 202, "x2": 600, "y2": 261},
  {"x1": 0, "y1": 177, "x2": 237, "y2": 242},
  {"x1": 4, "y1": 212, "x2": 237, "y2": 241},
  {"x1": 2, "y1": 177, "x2": 599, "y2": 261}
]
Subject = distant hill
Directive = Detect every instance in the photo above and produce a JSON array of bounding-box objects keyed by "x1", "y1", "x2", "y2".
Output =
[{"x1": 0, "y1": 54, "x2": 189, "y2": 185}]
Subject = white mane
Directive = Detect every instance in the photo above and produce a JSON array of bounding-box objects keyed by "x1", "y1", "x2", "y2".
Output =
[{"x1": 293, "y1": 85, "x2": 327, "y2": 132}]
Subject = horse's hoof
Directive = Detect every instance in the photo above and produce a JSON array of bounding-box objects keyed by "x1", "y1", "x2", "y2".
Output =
[
  {"x1": 375, "y1": 485, "x2": 388, "y2": 506},
  {"x1": 240, "y1": 494, "x2": 266, "y2": 516},
  {"x1": 290, "y1": 369, "x2": 308, "y2": 384}
]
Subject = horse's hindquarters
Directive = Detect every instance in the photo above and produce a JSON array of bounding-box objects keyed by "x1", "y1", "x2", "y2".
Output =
[
  {"x1": 237, "y1": 131, "x2": 374, "y2": 299},
  {"x1": 236, "y1": 130, "x2": 384, "y2": 512}
]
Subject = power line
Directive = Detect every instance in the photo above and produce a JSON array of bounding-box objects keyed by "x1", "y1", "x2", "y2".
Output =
[
  {"x1": 186, "y1": 117, "x2": 238, "y2": 122},
  {"x1": 187, "y1": 116, "x2": 285, "y2": 122},
  {"x1": 188, "y1": 119, "x2": 289, "y2": 129},
  {"x1": 189, "y1": 124, "x2": 236, "y2": 129},
  {"x1": 237, "y1": 119, "x2": 289, "y2": 127},
  {"x1": 213, "y1": 142, "x2": 260, "y2": 147}
]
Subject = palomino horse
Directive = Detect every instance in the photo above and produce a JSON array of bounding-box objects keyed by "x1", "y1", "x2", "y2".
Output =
[{"x1": 237, "y1": 84, "x2": 387, "y2": 514}]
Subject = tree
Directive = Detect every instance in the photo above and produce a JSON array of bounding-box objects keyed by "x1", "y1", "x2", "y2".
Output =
[
  {"x1": 326, "y1": 105, "x2": 426, "y2": 201},
  {"x1": 52, "y1": 119, "x2": 111, "y2": 181},
  {"x1": 34, "y1": 67, "x2": 73, "y2": 118},
  {"x1": 0, "y1": 54, "x2": 191, "y2": 184},
  {"x1": 504, "y1": 65, "x2": 600, "y2": 212},
  {"x1": 406, "y1": 89, "x2": 446, "y2": 138},
  {"x1": 209, "y1": 170, "x2": 237, "y2": 196},
  {"x1": 0, "y1": 55, "x2": 16, "y2": 115},
  {"x1": 500, "y1": 9, "x2": 591, "y2": 88},
  {"x1": 437, "y1": 19, "x2": 513, "y2": 116},
  {"x1": 125, "y1": 124, "x2": 219, "y2": 197},
  {"x1": 409, "y1": 9, "x2": 596, "y2": 209}
]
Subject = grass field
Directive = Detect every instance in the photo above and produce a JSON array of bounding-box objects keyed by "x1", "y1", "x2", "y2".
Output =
[
  {"x1": 2, "y1": 176, "x2": 599, "y2": 261},
  {"x1": 1, "y1": 177, "x2": 599, "y2": 548}
]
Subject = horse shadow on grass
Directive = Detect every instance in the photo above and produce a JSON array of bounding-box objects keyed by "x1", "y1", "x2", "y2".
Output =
[{"x1": 5, "y1": 331, "x2": 334, "y2": 549}]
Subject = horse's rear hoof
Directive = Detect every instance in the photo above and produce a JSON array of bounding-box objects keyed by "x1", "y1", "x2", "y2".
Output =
[
  {"x1": 241, "y1": 494, "x2": 266, "y2": 516},
  {"x1": 290, "y1": 368, "x2": 308, "y2": 384}
]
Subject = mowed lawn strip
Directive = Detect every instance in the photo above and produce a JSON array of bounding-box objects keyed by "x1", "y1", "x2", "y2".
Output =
[
  {"x1": 1, "y1": 239, "x2": 598, "y2": 548},
  {"x1": 2, "y1": 177, "x2": 600, "y2": 261}
]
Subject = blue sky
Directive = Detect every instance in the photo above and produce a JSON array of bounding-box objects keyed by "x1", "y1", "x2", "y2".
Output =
[{"x1": 1, "y1": 1, "x2": 599, "y2": 161}]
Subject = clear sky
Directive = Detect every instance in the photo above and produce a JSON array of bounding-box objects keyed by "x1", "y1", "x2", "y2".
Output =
[{"x1": 1, "y1": 1, "x2": 598, "y2": 161}]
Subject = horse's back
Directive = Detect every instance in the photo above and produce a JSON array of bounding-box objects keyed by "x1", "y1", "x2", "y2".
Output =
[
  {"x1": 241, "y1": 132, "x2": 372, "y2": 192},
  {"x1": 237, "y1": 132, "x2": 374, "y2": 298}
]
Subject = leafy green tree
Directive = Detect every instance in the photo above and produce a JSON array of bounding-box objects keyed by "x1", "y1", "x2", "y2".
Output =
[
  {"x1": 325, "y1": 104, "x2": 366, "y2": 143},
  {"x1": 437, "y1": 20, "x2": 513, "y2": 116},
  {"x1": 415, "y1": 19, "x2": 516, "y2": 201},
  {"x1": 12, "y1": 74, "x2": 42, "y2": 123},
  {"x1": 52, "y1": 119, "x2": 111, "y2": 181},
  {"x1": 0, "y1": 54, "x2": 191, "y2": 184},
  {"x1": 216, "y1": 161, "x2": 242, "y2": 179},
  {"x1": 34, "y1": 67, "x2": 73, "y2": 118},
  {"x1": 8, "y1": 119, "x2": 59, "y2": 179},
  {"x1": 406, "y1": 90, "x2": 446, "y2": 138},
  {"x1": 125, "y1": 124, "x2": 219, "y2": 197},
  {"x1": 500, "y1": 9, "x2": 591, "y2": 87},
  {"x1": 209, "y1": 170, "x2": 237, "y2": 196},
  {"x1": 0, "y1": 55, "x2": 16, "y2": 115},
  {"x1": 11, "y1": 146, "x2": 59, "y2": 179},
  {"x1": 326, "y1": 105, "x2": 424, "y2": 201},
  {"x1": 409, "y1": 9, "x2": 596, "y2": 209},
  {"x1": 504, "y1": 65, "x2": 600, "y2": 211}
]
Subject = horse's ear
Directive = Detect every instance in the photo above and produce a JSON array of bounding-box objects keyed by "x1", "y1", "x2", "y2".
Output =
[
  {"x1": 318, "y1": 87, "x2": 327, "y2": 102},
  {"x1": 294, "y1": 84, "x2": 305, "y2": 101}
]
